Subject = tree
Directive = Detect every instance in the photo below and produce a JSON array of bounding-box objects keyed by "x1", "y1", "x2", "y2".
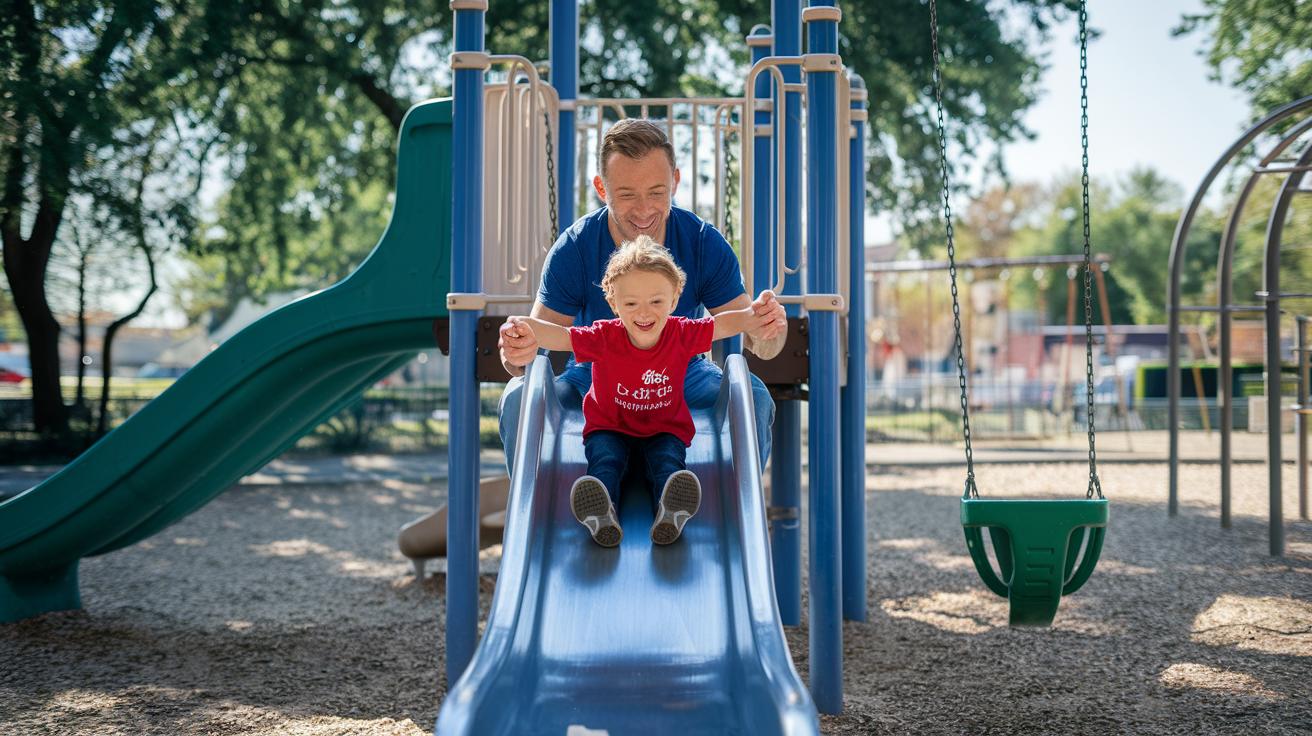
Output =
[
  {"x1": 0, "y1": 1, "x2": 214, "y2": 437},
  {"x1": 45, "y1": 208, "x2": 98, "y2": 414},
  {"x1": 842, "y1": 0, "x2": 1082, "y2": 252},
  {"x1": 1176, "y1": 0, "x2": 1312, "y2": 118}
]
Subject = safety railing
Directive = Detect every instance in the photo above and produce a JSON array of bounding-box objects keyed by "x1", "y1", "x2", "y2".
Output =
[
  {"x1": 574, "y1": 98, "x2": 743, "y2": 234},
  {"x1": 739, "y1": 56, "x2": 851, "y2": 314},
  {"x1": 449, "y1": 54, "x2": 558, "y2": 315}
]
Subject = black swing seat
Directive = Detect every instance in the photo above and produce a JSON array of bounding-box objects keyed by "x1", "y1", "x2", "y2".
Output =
[{"x1": 961, "y1": 498, "x2": 1109, "y2": 627}]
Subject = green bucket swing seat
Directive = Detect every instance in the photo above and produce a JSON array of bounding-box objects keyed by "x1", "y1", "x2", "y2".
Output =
[{"x1": 961, "y1": 498, "x2": 1108, "y2": 627}]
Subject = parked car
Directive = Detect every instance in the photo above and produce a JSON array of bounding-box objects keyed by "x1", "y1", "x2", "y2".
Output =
[{"x1": 0, "y1": 354, "x2": 29, "y2": 384}]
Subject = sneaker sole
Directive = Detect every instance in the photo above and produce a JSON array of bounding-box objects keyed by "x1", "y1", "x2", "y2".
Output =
[
  {"x1": 571, "y1": 478, "x2": 622, "y2": 548},
  {"x1": 651, "y1": 471, "x2": 701, "y2": 545}
]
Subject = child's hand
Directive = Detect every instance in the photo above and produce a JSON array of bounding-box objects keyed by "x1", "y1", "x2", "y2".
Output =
[
  {"x1": 498, "y1": 316, "x2": 538, "y2": 369},
  {"x1": 749, "y1": 290, "x2": 787, "y2": 341}
]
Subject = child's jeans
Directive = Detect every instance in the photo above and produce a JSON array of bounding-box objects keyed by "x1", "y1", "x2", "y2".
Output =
[{"x1": 583, "y1": 431, "x2": 686, "y2": 515}]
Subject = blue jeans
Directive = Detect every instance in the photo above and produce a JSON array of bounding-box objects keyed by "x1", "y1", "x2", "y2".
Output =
[
  {"x1": 498, "y1": 357, "x2": 775, "y2": 475},
  {"x1": 584, "y1": 431, "x2": 685, "y2": 515}
]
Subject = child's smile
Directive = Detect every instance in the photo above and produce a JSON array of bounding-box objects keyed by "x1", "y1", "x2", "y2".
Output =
[{"x1": 606, "y1": 269, "x2": 679, "y2": 349}]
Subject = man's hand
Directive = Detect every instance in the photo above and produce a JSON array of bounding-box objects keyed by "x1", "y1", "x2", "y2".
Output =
[
  {"x1": 498, "y1": 316, "x2": 538, "y2": 375},
  {"x1": 745, "y1": 290, "x2": 788, "y2": 360}
]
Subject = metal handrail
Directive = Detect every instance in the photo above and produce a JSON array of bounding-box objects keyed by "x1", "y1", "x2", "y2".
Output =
[
  {"x1": 741, "y1": 57, "x2": 801, "y2": 296},
  {"x1": 739, "y1": 56, "x2": 849, "y2": 313}
]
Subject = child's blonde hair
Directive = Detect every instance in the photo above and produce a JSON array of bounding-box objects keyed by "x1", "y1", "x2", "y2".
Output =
[{"x1": 601, "y1": 235, "x2": 687, "y2": 298}]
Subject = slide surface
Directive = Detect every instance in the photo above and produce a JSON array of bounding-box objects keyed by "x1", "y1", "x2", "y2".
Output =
[
  {"x1": 0, "y1": 99, "x2": 454, "y2": 622},
  {"x1": 436, "y1": 356, "x2": 819, "y2": 735}
]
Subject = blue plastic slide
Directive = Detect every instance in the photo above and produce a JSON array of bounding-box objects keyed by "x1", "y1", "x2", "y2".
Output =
[{"x1": 436, "y1": 355, "x2": 819, "y2": 735}]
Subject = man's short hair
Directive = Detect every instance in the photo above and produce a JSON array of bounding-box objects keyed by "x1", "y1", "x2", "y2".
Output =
[{"x1": 598, "y1": 119, "x2": 677, "y2": 180}]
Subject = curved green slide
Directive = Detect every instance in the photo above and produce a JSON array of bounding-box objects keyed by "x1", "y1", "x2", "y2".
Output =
[{"x1": 0, "y1": 99, "x2": 454, "y2": 623}]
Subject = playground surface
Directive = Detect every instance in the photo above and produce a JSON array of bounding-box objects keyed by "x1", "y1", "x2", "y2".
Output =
[{"x1": 1, "y1": 449, "x2": 1309, "y2": 734}]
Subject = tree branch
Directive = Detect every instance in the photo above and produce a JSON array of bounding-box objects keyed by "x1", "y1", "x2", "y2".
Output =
[{"x1": 350, "y1": 72, "x2": 406, "y2": 131}]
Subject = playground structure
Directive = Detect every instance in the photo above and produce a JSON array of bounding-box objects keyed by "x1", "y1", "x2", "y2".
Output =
[
  {"x1": 1167, "y1": 95, "x2": 1312, "y2": 556},
  {"x1": 0, "y1": 0, "x2": 869, "y2": 730},
  {"x1": 438, "y1": 1, "x2": 868, "y2": 728}
]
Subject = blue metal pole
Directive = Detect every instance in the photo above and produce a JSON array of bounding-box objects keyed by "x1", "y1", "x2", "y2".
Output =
[
  {"x1": 804, "y1": 0, "x2": 843, "y2": 715},
  {"x1": 743, "y1": 25, "x2": 773, "y2": 364},
  {"x1": 447, "y1": 1, "x2": 485, "y2": 685},
  {"x1": 771, "y1": 0, "x2": 803, "y2": 630},
  {"x1": 749, "y1": 26, "x2": 774, "y2": 298},
  {"x1": 842, "y1": 72, "x2": 867, "y2": 622},
  {"x1": 549, "y1": 0, "x2": 577, "y2": 229}
]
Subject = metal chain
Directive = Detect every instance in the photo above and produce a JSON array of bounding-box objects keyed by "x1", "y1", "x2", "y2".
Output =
[
  {"x1": 724, "y1": 127, "x2": 738, "y2": 246},
  {"x1": 543, "y1": 108, "x2": 560, "y2": 238},
  {"x1": 1078, "y1": 0, "x2": 1103, "y2": 499},
  {"x1": 928, "y1": 0, "x2": 978, "y2": 499}
]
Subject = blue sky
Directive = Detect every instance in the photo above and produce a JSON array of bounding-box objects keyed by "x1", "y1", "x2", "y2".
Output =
[{"x1": 1003, "y1": 0, "x2": 1250, "y2": 195}]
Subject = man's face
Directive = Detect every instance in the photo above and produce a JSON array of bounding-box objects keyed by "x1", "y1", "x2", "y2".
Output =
[{"x1": 593, "y1": 150, "x2": 681, "y2": 245}]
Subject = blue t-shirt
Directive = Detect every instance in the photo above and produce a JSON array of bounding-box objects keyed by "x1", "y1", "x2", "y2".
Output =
[{"x1": 538, "y1": 205, "x2": 746, "y2": 392}]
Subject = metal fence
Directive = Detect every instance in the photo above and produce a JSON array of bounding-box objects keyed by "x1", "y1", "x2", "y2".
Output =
[{"x1": 0, "y1": 377, "x2": 1273, "y2": 456}]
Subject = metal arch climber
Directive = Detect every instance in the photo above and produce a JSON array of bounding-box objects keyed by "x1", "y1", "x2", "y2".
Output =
[{"x1": 1166, "y1": 95, "x2": 1312, "y2": 557}]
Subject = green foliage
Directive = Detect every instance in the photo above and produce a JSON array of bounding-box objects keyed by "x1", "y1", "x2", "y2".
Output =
[
  {"x1": 1, "y1": 1, "x2": 225, "y2": 435},
  {"x1": 845, "y1": 0, "x2": 1081, "y2": 251},
  {"x1": 173, "y1": 0, "x2": 1085, "y2": 318},
  {"x1": 1176, "y1": 0, "x2": 1312, "y2": 119}
]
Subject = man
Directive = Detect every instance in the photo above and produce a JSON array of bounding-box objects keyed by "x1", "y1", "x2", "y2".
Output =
[{"x1": 498, "y1": 118, "x2": 786, "y2": 469}]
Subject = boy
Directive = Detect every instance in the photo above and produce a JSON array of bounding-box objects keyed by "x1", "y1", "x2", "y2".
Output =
[{"x1": 506, "y1": 235, "x2": 777, "y2": 547}]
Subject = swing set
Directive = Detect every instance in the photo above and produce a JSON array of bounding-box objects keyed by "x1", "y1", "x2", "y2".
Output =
[{"x1": 929, "y1": 0, "x2": 1110, "y2": 627}]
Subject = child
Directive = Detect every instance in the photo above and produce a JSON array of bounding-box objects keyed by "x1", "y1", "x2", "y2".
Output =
[{"x1": 505, "y1": 235, "x2": 778, "y2": 547}]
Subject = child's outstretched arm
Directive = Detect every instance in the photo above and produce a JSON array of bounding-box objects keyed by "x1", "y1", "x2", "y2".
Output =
[
  {"x1": 712, "y1": 290, "x2": 776, "y2": 341},
  {"x1": 505, "y1": 315, "x2": 574, "y2": 353}
]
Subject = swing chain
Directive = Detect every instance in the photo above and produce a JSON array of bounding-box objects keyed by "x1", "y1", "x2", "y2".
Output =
[
  {"x1": 1078, "y1": 0, "x2": 1103, "y2": 499},
  {"x1": 543, "y1": 108, "x2": 560, "y2": 238},
  {"x1": 928, "y1": 0, "x2": 978, "y2": 499}
]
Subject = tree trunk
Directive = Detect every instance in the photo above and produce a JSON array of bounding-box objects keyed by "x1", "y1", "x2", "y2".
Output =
[
  {"x1": 2, "y1": 220, "x2": 69, "y2": 437},
  {"x1": 75, "y1": 244, "x2": 88, "y2": 409},
  {"x1": 98, "y1": 233, "x2": 157, "y2": 437}
]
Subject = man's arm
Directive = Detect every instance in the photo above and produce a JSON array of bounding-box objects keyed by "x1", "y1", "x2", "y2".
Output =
[
  {"x1": 708, "y1": 292, "x2": 787, "y2": 360},
  {"x1": 498, "y1": 302, "x2": 574, "y2": 377}
]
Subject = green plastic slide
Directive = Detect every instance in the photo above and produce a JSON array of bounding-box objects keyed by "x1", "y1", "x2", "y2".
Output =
[{"x1": 0, "y1": 99, "x2": 454, "y2": 623}]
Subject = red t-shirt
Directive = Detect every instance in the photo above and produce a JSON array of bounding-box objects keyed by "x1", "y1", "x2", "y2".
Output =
[{"x1": 569, "y1": 316, "x2": 715, "y2": 446}]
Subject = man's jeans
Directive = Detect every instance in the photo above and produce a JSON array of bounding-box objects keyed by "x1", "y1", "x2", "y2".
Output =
[
  {"x1": 583, "y1": 431, "x2": 685, "y2": 515},
  {"x1": 498, "y1": 358, "x2": 775, "y2": 476}
]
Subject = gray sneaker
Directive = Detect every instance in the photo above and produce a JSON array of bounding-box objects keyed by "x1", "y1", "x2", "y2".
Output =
[
  {"x1": 650, "y1": 470, "x2": 701, "y2": 545},
  {"x1": 570, "y1": 476, "x2": 622, "y2": 548}
]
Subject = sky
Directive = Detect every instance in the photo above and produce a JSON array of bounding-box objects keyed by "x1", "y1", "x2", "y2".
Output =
[
  {"x1": 1002, "y1": 0, "x2": 1250, "y2": 197},
  {"x1": 866, "y1": 0, "x2": 1252, "y2": 242}
]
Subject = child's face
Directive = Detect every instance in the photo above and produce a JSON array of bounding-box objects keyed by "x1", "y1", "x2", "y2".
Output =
[{"x1": 606, "y1": 269, "x2": 680, "y2": 349}]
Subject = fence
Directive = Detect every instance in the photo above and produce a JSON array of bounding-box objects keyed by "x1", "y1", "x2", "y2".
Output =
[{"x1": 0, "y1": 385, "x2": 505, "y2": 456}]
